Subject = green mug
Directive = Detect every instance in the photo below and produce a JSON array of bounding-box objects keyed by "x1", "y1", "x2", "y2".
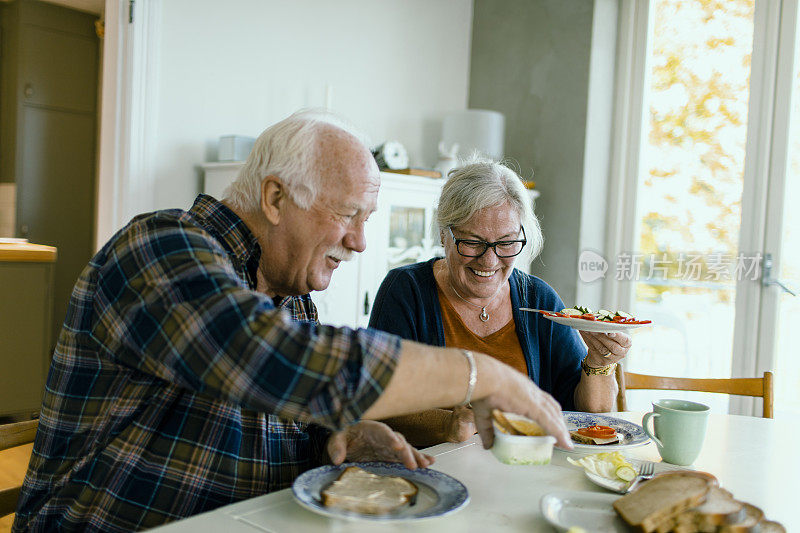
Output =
[{"x1": 642, "y1": 399, "x2": 709, "y2": 466}]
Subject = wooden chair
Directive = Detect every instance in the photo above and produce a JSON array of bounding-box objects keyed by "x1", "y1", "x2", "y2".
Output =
[
  {"x1": 615, "y1": 366, "x2": 774, "y2": 418},
  {"x1": 0, "y1": 419, "x2": 38, "y2": 518}
]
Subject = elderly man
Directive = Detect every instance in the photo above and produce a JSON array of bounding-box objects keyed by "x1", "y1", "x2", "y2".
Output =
[{"x1": 13, "y1": 110, "x2": 570, "y2": 532}]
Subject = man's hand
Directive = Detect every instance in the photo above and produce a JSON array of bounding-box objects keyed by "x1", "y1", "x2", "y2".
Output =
[
  {"x1": 327, "y1": 420, "x2": 435, "y2": 470},
  {"x1": 444, "y1": 405, "x2": 476, "y2": 443},
  {"x1": 470, "y1": 356, "x2": 573, "y2": 451}
]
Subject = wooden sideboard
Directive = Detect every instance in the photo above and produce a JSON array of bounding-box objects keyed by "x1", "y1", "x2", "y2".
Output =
[{"x1": 0, "y1": 242, "x2": 56, "y2": 417}]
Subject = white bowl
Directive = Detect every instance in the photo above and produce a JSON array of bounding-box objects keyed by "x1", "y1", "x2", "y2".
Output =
[{"x1": 491, "y1": 413, "x2": 557, "y2": 465}]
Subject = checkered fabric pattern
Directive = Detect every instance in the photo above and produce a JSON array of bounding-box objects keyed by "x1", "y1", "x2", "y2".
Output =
[{"x1": 13, "y1": 195, "x2": 401, "y2": 532}]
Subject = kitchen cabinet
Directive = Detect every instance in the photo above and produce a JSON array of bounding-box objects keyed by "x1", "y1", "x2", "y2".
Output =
[
  {"x1": 316, "y1": 172, "x2": 447, "y2": 327},
  {"x1": 0, "y1": 242, "x2": 56, "y2": 417}
]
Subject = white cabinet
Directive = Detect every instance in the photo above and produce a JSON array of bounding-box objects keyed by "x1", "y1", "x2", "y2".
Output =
[{"x1": 199, "y1": 163, "x2": 446, "y2": 328}]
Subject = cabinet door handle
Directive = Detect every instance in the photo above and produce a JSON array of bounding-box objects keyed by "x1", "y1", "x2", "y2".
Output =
[{"x1": 363, "y1": 292, "x2": 370, "y2": 315}]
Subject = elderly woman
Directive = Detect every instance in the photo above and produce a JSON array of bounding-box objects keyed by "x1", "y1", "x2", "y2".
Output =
[{"x1": 368, "y1": 158, "x2": 631, "y2": 447}]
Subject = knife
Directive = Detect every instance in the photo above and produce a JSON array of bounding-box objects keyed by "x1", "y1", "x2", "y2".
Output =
[{"x1": 519, "y1": 308, "x2": 548, "y2": 313}]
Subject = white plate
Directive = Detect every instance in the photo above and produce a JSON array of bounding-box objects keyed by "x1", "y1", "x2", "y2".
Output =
[
  {"x1": 585, "y1": 471, "x2": 629, "y2": 493},
  {"x1": 582, "y1": 459, "x2": 691, "y2": 493},
  {"x1": 542, "y1": 314, "x2": 651, "y2": 332},
  {"x1": 540, "y1": 490, "x2": 627, "y2": 532},
  {"x1": 561, "y1": 412, "x2": 650, "y2": 451},
  {"x1": 291, "y1": 462, "x2": 469, "y2": 522}
]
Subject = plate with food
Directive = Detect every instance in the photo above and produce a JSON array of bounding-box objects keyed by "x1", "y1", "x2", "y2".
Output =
[
  {"x1": 523, "y1": 306, "x2": 652, "y2": 333},
  {"x1": 291, "y1": 462, "x2": 469, "y2": 522},
  {"x1": 540, "y1": 490, "x2": 628, "y2": 532},
  {"x1": 561, "y1": 412, "x2": 650, "y2": 451}
]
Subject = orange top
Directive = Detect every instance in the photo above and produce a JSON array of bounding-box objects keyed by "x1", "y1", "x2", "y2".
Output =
[{"x1": 437, "y1": 285, "x2": 528, "y2": 376}]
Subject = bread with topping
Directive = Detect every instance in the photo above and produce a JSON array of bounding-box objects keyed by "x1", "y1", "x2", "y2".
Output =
[
  {"x1": 569, "y1": 430, "x2": 620, "y2": 445},
  {"x1": 321, "y1": 466, "x2": 418, "y2": 515}
]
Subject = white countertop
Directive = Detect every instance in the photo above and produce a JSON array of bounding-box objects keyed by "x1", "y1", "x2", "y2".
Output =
[{"x1": 148, "y1": 411, "x2": 795, "y2": 532}]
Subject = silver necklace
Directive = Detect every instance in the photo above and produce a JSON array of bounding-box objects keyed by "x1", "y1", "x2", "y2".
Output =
[{"x1": 449, "y1": 280, "x2": 500, "y2": 322}]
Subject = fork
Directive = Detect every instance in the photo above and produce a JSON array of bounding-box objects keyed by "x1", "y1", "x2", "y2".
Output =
[{"x1": 625, "y1": 461, "x2": 655, "y2": 494}]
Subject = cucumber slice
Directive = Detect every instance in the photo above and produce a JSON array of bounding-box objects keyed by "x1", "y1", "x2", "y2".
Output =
[
  {"x1": 562, "y1": 308, "x2": 583, "y2": 316},
  {"x1": 616, "y1": 465, "x2": 636, "y2": 482},
  {"x1": 616, "y1": 310, "x2": 633, "y2": 319}
]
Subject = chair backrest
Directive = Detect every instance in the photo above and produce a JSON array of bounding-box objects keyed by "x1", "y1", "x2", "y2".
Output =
[
  {"x1": 0, "y1": 419, "x2": 38, "y2": 518},
  {"x1": 615, "y1": 366, "x2": 773, "y2": 418}
]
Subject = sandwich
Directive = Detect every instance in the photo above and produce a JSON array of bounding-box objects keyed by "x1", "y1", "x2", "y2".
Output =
[
  {"x1": 321, "y1": 466, "x2": 418, "y2": 515},
  {"x1": 569, "y1": 424, "x2": 620, "y2": 445}
]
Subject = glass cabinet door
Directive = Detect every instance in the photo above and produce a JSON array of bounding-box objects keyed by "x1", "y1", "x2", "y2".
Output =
[
  {"x1": 355, "y1": 174, "x2": 446, "y2": 327},
  {"x1": 388, "y1": 206, "x2": 432, "y2": 270}
]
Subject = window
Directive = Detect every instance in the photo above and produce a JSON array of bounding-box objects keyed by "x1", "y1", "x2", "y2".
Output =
[{"x1": 608, "y1": 0, "x2": 799, "y2": 419}]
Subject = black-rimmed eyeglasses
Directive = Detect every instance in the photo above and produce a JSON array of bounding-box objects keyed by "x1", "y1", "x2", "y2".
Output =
[{"x1": 448, "y1": 226, "x2": 527, "y2": 258}]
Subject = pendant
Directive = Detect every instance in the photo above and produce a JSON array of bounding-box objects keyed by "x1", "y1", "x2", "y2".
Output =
[{"x1": 479, "y1": 308, "x2": 489, "y2": 322}]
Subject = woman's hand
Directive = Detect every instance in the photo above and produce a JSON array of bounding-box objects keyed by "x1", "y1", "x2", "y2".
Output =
[
  {"x1": 444, "y1": 405, "x2": 476, "y2": 442},
  {"x1": 326, "y1": 420, "x2": 435, "y2": 470},
  {"x1": 579, "y1": 331, "x2": 632, "y2": 368}
]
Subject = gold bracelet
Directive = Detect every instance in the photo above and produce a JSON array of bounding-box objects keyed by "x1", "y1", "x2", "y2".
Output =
[{"x1": 581, "y1": 357, "x2": 616, "y2": 376}]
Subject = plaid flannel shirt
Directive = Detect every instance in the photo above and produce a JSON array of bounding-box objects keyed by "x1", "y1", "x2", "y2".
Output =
[{"x1": 13, "y1": 195, "x2": 401, "y2": 532}]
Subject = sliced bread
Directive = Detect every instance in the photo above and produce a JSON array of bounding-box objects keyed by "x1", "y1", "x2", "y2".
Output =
[
  {"x1": 718, "y1": 503, "x2": 765, "y2": 533},
  {"x1": 613, "y1": 472, "x2": 713, "y2": 532},
  {"x1": 321, "y1": 466, "x2": 418, "y2": 515},
  {"x1": 759, "y1": 520, "x2": 787, "y2": 532},
  {"x1": 654, "y1": 487, "x2": 744, "y2": 533}
]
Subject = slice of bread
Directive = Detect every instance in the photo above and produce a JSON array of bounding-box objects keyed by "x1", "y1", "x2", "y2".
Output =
[
  {"x1": 492, "y1": 410, "x2": 520, "y2": 435},
  {"x1": 718, "y1": 503, "x2": 765, "y2": 533},
  {"x1": 508, "y1": 417, "x2": 546, "y2": 436},
  {"x1": 321, "y1": 466, "x2": 419, "y2": 515},
  {"x1": 613, "y1": 472, "x2": 713, "y2": 532},
  {"x1": 654, "y1": 487, "x2": 744, "y2": 533},
  {"x1": 759, "y1": 520, "x2": 787, "y2": 532},
  {"x1": 492, "y1": 410, "x2": 548, "y2": 437}
]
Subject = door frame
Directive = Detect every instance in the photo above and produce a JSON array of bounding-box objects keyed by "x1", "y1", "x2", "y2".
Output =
[
  {"x1": 749, "y1": 0, "x2": 799, "y2": 411},
  {"x1": 95, "y1": 0, "x2": 160, "y2": 249}
]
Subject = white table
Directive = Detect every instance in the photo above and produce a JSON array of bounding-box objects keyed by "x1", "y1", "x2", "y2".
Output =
[{"x1": 149, "y1": 412, "x2": 796, "y2": 532}]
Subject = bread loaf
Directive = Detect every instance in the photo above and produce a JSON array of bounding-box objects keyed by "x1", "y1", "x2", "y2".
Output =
[{"x1": 321, "y1": 466, "x2": 418, "y2": 515}]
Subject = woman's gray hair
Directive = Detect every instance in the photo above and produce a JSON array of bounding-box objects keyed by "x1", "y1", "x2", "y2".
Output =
[
  {"x1": 437, "y1": 156, "x2": 543, "y2": 261},
  {"x1": 223, "y1": 109, "x2": 369, "y2": 213}
]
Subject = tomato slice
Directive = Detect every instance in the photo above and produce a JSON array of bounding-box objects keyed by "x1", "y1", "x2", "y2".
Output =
[
  {"x1": 575, "y1": 424, "x2": 616, "y2": 438},
  {"x1": 579, "y1": 313, "x2": 597, "y2": 321}
]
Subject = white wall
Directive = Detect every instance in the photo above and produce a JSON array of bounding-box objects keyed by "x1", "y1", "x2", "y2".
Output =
[{"x1": 152, "y1": 0, "x2": 473, "y2": 210}]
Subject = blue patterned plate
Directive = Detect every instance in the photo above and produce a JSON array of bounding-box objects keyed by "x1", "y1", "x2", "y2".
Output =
[
  {"x1": 561, "y1": 412, "x2": 650, "y2": 451},
  {"x1": 291, "y1": 462, "x2": 469, "y2": 522}
]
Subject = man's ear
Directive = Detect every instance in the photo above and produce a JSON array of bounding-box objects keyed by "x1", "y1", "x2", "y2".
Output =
[{"x1": 260, "y1": 176, "x2": 286, "y2": 225}]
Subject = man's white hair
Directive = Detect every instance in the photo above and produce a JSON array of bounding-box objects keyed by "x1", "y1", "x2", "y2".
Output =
[{"x1": 223, "y1": 109, "x2": 370, "y2": 213}]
